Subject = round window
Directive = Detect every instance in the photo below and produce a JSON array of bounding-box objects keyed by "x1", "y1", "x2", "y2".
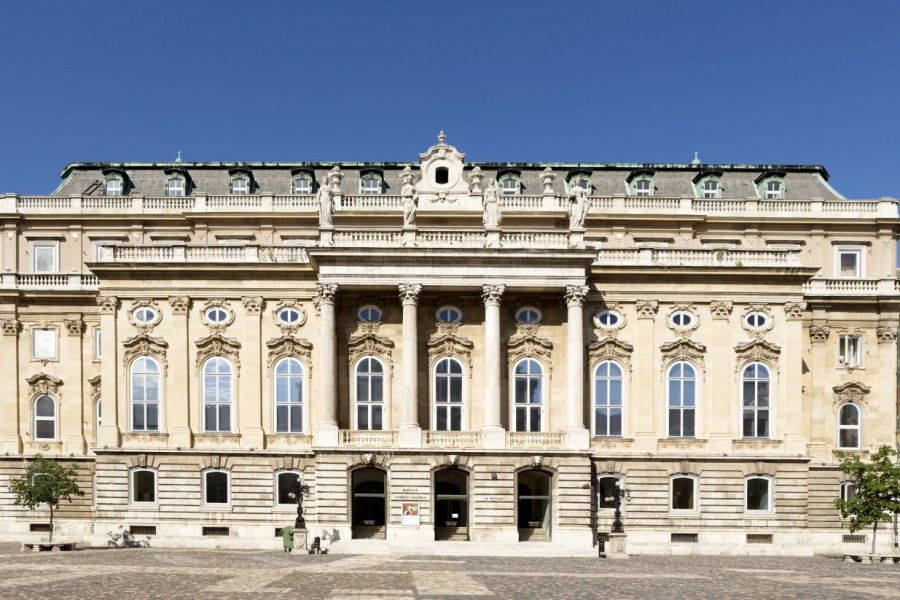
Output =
[
  {"x1": 206, "y1": 307, "x2": 230, "y2": 323},
  {"x1": 358, "y1": 305, "x2": 382, "y2": 323},
  {"x1": 516, "y1": 307, "x2": 541, "y2": 325},
  {"x1": 133, "y1": 307, "x2": 157, "y2": 323},
  {"x1": 745, "y1": 312, "x2": 768, "y2": 328},
  {"x1": 436, "y1": 306, "x2": 462, "y2": 324},
  {"x1": 595, "y1": 310, "x2": 621, "y2": 327},
  {"x1": 278, "y1": 307, "x2": 302, "y2": 324},
  {"x1": 670, "y1": 311, "x2": 694, "y2": 327}
]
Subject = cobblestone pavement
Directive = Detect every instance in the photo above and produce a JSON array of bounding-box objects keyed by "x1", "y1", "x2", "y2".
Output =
[{"x1": 0, "y1": 544, "x2": 897, "y2": 599}]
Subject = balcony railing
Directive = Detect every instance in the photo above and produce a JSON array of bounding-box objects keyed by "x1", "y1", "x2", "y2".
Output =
[
  {"x1": 593, "y1": 248, "x2": 804, "y2": 268},
  {"x1": 99, "y1": 245, "x2": 309, "y2": 264},
  {"x1": 424, "y1": 431, "x2": 482, "y2": 448},
  {"x1": 803, "y1": 278, "x2": 898, "y2": 296},
  {"x1": 340, "y1": 430, "x2": 397, "y2": 447},
  {"x1": 0, "y1": 273, "x2": 99, "y2": 291},
  {"x1": 506, "y1": 432, "x2": 564, "y2": 449}
]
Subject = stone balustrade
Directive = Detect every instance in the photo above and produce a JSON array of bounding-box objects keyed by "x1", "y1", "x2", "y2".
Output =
[
  {"x1": 424, "y1": 431, "x2": 483, "y2": 448},
  {"x1": 0, "y1": 273, "x2": 99, "y2": 291},
  {"x1": 2, "y1": 193, "x2": 894, "y2": 218},
  {"x1": 593, "y1": 248, "x2": 804, "y2": 268},
  {"x1": 506, "y1": 432, "x2": 565, "y2": 449},
  {"x1": 339, "y1": 430, "x2": 398, "y2": 447},
  {"x1": 99, "y1": 245, "x2": 309, "y2": 264},
  {"x1": 802, "y1": 278, "x2": 899, "y2": 296}
]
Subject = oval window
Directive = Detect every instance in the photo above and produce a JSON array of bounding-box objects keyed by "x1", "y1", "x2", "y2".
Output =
[
  {"x1": 745, "y1": 312, "x2": 768, "y2": 328},
  {"x1": 206, "y1": 307, "x2": 230, "y2": 323},
  {"x1": 133, "y1": 307, "x2": 157, "y2": 323},
  {"x1": 436, "y1": 306, "x2": 462, "y2": 324},
  {"x1": 670, "y1": 311, "x2": 694, "y2": 327},
  {"x1": 595, "y1": 310, "x2": 620, "y2": 327},
  {"x1": 358, "y1": 305, "x2": 382, "y2": 323},
  {"x1": 516, "y1": 307, "x2": 541, "y2": 325},
  {"x1": 278, "y1": 307, "x2": 302, "y2": 324}
]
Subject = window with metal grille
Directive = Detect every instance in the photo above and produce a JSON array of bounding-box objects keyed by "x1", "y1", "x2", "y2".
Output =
[
  {"x1": 670, "y1": 532, "x2": 698, "y2": 543},
  {"x1": 202, "y1": 526, "x2": 230, "y2": 537},
  {"x1": 746, "y1": 533, "x2": 773, "y2": 544},
  {"x1": 130, "y1": 525, "x2": 156, "y2": 536},
  {"x1": 842, "y1": 534, "x2": 867, "y2": 544},
  {"x1": 29, "y1": 523, "x2": 51, "y2": 532}
]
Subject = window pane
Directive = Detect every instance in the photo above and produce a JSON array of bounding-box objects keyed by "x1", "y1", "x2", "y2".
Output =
[
  {"x1": 595, "y1": 408, "x2": 608, "y2": 436},
  {"x1": 357, "y1": 405, "x2": 368, "y2": 430},
  {"x1": 609, "y1": 379, "x2": 622, "y2": 405},
  {"x1": 742, "y1": 409, "x2": 755, "y2": 437},
  {"x1": 609, "y1": 407, "x2": 622, "y2": 436},
  {"x1": 840, "y1": 252, "x2": 858, "y2": 276},
  {"x1": 515, "y1": 406, "x2": 526, "y2": 432},
  {"x1": 133, "y1": 404, "x2": 145, "y2": 430},
  {"x1": 757, "y1": 381, "x2": 769, "y2": 406},
  {"x1": 435, "y1": 377, "x2": 448, "y2": 403},
  {"x1": 290, "y1": 406, "x2": 301, "y2": 432},
  {"x1": 219, "y1": 406, "x2": 230, "y2": 431},
  {"x1": 134, "y1": 471, "x2": 155, "y2": 503},
  {"x1": 371, "y1": 376, "x2": 383, "y2": 402},
  {"x1": 672, "y1": 478, "x2": 694, "y2": 510},
  {"x1": 278, "y1": 473, "x2": 300, "y2": 504},
  {"x1": 598, "y1": 477, "x2": 619, "y2": 509},
  {"x1": 683, "y1": 409, "x2": 695, "y2": 437},
  {"x1": 436, "y1": 406, "x2": 447, "y2": 431},
  {"x1": 514, "y1": 378, "x2": 527, "y2": 404},
  {"x1": 357, "y1": 375, "x2": 369, "y2": 403},
  {"x1": 841, "y1": 405, "x2": 859, "y2": 425},
  {"x1": 276, "y1": 405, "x2": 288, "y2": 432},
  {"x1": 840, "y1": 429, "x2": 858, "y2": 448},
  {"x1": 682, "y1": 381, "x2": 695, "y2": 406},
  {"x1": 747, "y1": 479, "x2": 769, "y2": 511},
  {"x1": 756, "y1": 410, "x2": 769, "y2": 437},
  {"x1": 530, "y1": 378, "x2": 542, "y2": 404},
  {"x1": 450, "y1": 406, "x2": 461, "y2": 431},
  {"x1": 529, "y1": 406, "x2": 541, "y2": 432},
  {"x1": 742, "y1": 381, "x2": 755, "y2": 406},
  {"x1": 147, "y1": 403, "x2": 158, "y2": 431},
  {"x1": 36, "y1": 396, "x2": 54, "y2": 417},
  {"x1": 205, "y1": 472, "x2": 229, "y2": 504},
  {"x1": 668, "y1": 409, "x2": 680, "y2": 437},
  {"x1": 204, "y1": 405, "x2": 216, "y2": 430},
  {"x1": 36, "y1": 419, "x2": 55, "y2": 439},
  {"x1": 371, "y1": 406, "x2": 383, "y2": 430},
  {"x1": 450, "y1": 377, "x2": 462, "y2": 403}
]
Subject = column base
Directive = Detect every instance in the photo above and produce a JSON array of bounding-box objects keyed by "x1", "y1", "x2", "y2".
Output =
[
  {"x1": 398, "y1": 425, "x2": 422, "y2": 448},
  {"x1": 97, "y1": 426, "x2": 121, "y2": 448},
  {"x1": 314, "y1": 424, "x2": 339, "y2": 448},
  {"x1": 481, "y1": 426, "x2": 506, "y2": 449},
  {"x1": 604, "y1": 532, "x2": 629, "y2": 559},
  {"x1": 241, "y1": 427, "x2": 265, "y2": 449},
  {"x1": 63, "y1": 435, "x2": 86, "y2": 455},
  {"x1": 565, "y1": 427, "x2": 589, "y2": 450},
  {"x1": 169, "y1": 427, "x2": 193, "y2": 449},
  {"x1": 0, "y1": 435, "x2": 22, "y2": 453},
  {"x1": 319, "y1": 226, "x2": 334, "y2": 246},
  {"x1": 402, "y1": 227, "x2": 416, "y2": 246},
  {"x1": 485, "y1": 228, "x2": 501, "y2": 247}
]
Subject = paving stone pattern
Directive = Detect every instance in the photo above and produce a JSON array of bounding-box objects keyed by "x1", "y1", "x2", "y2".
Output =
[{"x1": 0, "y1": 544, "x2": 897, "y2": 599}]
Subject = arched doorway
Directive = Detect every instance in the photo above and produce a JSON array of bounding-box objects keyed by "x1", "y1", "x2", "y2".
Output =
[
  {"x1": 351, "y1": 468, "x2": 386, "y2": 539},
  {"x1": 434, "y1": 469, "x2": 468, "y2": 541},
  {"x1": 517, "y1": 469, "x2": 551, "y2": 541}
]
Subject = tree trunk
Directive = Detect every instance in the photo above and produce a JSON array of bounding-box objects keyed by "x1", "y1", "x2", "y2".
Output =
[
  {"x1": 49, "y1": 505, "x2": 54, "y2": 544},
  {"x1": 870, "y1": 520, "x2": 877, "y2": 555}
]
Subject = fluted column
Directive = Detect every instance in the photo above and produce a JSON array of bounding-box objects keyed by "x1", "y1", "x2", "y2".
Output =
[
  {"x1": 398, "y1": 284, "x2": 423, "y2": 448},
  {"x1": 97, "y1": 296, "x2": 121, "y2": 447},
  {"x1": 482, "y1": 284, "x2": 505, "y2": 449},
  {"x1": 565, "y1": 285, "x2": 590, "y2": 450},
  {"x1": 314, "y1": 284, "x2": 339, "y2": 447}
]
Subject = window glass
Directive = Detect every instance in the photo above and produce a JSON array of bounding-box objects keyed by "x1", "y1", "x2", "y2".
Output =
[
  {"x1": 32, "y1": 243, "x2": 57, "y2": 273},
  {"x1": 516, "y1": 307, "x2": 541, "y2": 325},
  {"x1": 434, "y1": 357, "x2": 464, "y2": 431},
  {"x1": 765, "y1": 180, "x2": 782, "y2": 199},
  {"x1": 204, "y1": 471, "x2": 229, "y2": 504},
  {"x1": 205, "y1": 307, "x2": 229, "y2": 323},
  {"x1": 436, "y1": 306, "x2": 462, "y2": 324},
  {"x1": 597, "y1": 476, "x2": 621, "y2": 510},
  {"x1": 34, "y1": 395, "x2": 56, "y2": 440},
  {"x1": 671, "y1": 477, "x2": 695, "y2": 510},
  {"x1": 131, "y1": 356, "x2": 160, "y2": 432},
  {"x1": 838, "y1": 334, "x2": 862, "y2": 367},
  {"x1": 634, "y1": 178, "x2": 652, "y2": 196},
  {"x1": 702, "y1": 179, "x2": 719, "y2": 198},
  {"x1": 292, "y1": 174, "x2": 313, "y2": 194},
  {"x1": 595, "y1": 310, "x2": 620, "y2": 327},
  {"x1": 105, "y1": 177, "x2": 122, "y2": 197},
  {"x1": 838, "y1": 403, "x2": 860, "y2": 449},
  {"x1": 513, "y1": 359, "x2": 543, "y2": 432},
  {"x1": 358, "y1": 306, "x2": 382, "y2": 323},
  {"x1": 361, "y1": 174, "x2": 382, "y2": 195},
  {"x1": 94, "y1": 329, "x2": 102, "y2": 359},
  {"x1": 94, "y1": 398, "x2": 102, "y2": 441},
  {"x1": 840, "y1": 482, "x2": 858, "y2": 502},
  {"x1": 667, "y1": 362, "x2": 696, "y2": 437},
  {"x1": 746, "y1": 477, "x2": 771, "y2": 511},
  {"x1": 745, "y1": 312, "x2": 768, "y2": 328},
  {"x1": 356, "y1": 357, "x2": 384, "y2": 430},
  {"x1": 231, "y1": 176, "x2": 249, "y2": 195},
  {"x1": 133, "y1": 307, "x2": 157, "y2": 324},
  {"x1": 741, "y1": 362, "x2": 770, "y2": 438},
  {"x1": 499, "y1": 175, "x2": 519, "y2": 195},
  {"x1": 32, "y1": 328, "x2": 57, "y2": 359},
  {"x1": 670, "y1": 311, "x2": 693, "y2": 327},
  {"x1": 166, "y1": 177, "x2": 185, "y2": 197},
  {"x1": 203, "y1": 357, "x2": 233, "y2": 433},
  {"x1": 275, "y1": 358, "x2": 303, "y2": 433},
  {"x1": 132, "y1": 470, "x2": 156, "y2": 503},
  {"x1": 593, "y1": 361, "x2": 623, "y2": 436},
  {"x1": 277, "y1": 472, "x2": 301, "y2": 505},
  {"x1": 838, "y1": 249, "x2": 861, "y2": 278},
  {"x1": 277, "y1": 307, "x2": 302, "y2": 324}
]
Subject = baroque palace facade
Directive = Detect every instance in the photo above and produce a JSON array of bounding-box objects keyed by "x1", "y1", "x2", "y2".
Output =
[{"x1": 0, "y1": 135, "x2": 897, "y2": 555}]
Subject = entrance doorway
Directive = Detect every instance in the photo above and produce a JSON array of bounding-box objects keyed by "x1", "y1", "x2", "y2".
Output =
[
  {"x1": 434, "y1": 469, "x2": 469, "y2": 541},
  {"x1": 351, "y1": 468, "x2": 386, "y2": 539},
  {"x1": 517, "y1": 469, "x2": 551, "y2": 541}
]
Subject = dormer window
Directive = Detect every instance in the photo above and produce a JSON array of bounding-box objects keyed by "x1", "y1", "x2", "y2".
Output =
[
  {"x1": 166, "y1": 175, "x2": 186, "y2": 197},
  {"x1": 764, "y1": 180, "x2": 782, "y2": 199},
  {"x1": 291, "y1": 173, "x2": 314, "y2": 195},
  {"x1": 498, "y1": 173, "x2": 520, "y2": 196},
  {"x1": 699, "y1": 178, "x2": 720, "y2": 198},
  {"x1": 105, "y1": 175, "x2": 123, "y2": 197},
  {"x1": 755, "y1": 173, "x2": 786, "y2": 200},
  {"x1": 567, "y1": 174, "x2": 592, "y2": 195},
  {"x1": 633, "y1": 178, "x2": 653, "y2": 196},
  {"x1": 360, "y1": 172, "x2": 383, "y2": 195},
  {"x1": 230, "y1": 173, "x2": 251, "y2": 195}
]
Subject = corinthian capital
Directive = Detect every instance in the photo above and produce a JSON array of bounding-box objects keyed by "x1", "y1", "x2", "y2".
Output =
[
  {"x1": 398, "y1": 284, "x2": 423, "y2": 306},
  {"x1": 314, "y1": 284, "x2": 339, "y2": 308},
  {"x1": 481, "y1": 284, "x2": 506, "y2": 306},
  {"x1": 96, "y1": 295, "x2": 118, "y2": 314},
  {"x1": 565, "y1": 285, "x2": 590, "y2": 307}
]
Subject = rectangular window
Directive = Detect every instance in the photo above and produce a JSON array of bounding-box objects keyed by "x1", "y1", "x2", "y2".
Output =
[
  {"x1": 838, "y1": 334, "x2": 862, "y2": 367},
  {"x1": 167, "y1": 178, "x2": 185, "y2": 197},
  {"x1": 105, "y1": 179, "x2": 122, "y2": 197},
  {"x1": 837, "y1": 248, "x2": 862, "y2": 278},
  {"x1": 702, "y1": 180, "x2": 719, "y2": 198},
  {"x1": 93, "y1": 328, "x2": 102, "y2": 360},
  {"x1": 32, "y1": 328, "x2": 57, "y2": 360},
  {"x1": 765, "y1": 181, "x2": 782, "y2": 199},
  {"x1": 634, "y1": 179, "x2": 652, "y2": 196},
  {"x1": 32, "y1": 242, "x2": 58, "y2": 273}
]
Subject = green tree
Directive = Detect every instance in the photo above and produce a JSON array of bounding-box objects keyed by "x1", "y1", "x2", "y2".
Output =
[
  {"x1": 10, "y1": 454, "x2": 84, "y2": 543},
  {"x1": 833, "y1": 444, "x2": 900, "y2": 555}
]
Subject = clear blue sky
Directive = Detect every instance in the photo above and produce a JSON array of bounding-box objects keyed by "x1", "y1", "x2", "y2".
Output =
[{"x1": 1, "y1": 0, "x2": 897, "y2": 199}]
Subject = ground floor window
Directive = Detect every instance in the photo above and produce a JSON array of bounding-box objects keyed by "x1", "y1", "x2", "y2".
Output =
[
  {"x1": 276, "y1": 471, "x2": 301, "y2": 506},
  {"x1": 517, "y1": 469, "x2": 551, "y2": 541},
  {"x1": 131, "y1": 469, "x2": 157, "y2": 504}
]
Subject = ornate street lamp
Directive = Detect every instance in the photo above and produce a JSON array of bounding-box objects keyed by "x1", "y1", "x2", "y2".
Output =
[
  {"x1": 605, "y1": 480, "x2": 631, "y2": 534},
  {"x1": 287, "y1": 481, "x2": 311, "y2": 529}
]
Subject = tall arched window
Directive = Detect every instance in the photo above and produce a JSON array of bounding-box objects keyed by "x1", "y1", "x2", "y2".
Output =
[
  {"x1": 741, "y1": 362, "x2": 770, "y2": 438},
  {"x1": 274, "y1": 357, "x2": 304, "y2": 433},
  {"x1": 203, "y1": 357, "x2": 233, "y2": 433},
  {"x1": 355, "y1": 357, "x2": 384, "y2": 430},
  {"x1": 667, "y1": 362, "x2": 696, "y2": 437},
  {"x1": 837, "y1": 403, "x2": 861, "y2": 449},
  {"x1": 33, "y1": 395, "x2": 57, "y2": 440},
  {"x1": 434, "y1": 357, "x2": 464, "y2": 431},
  {"x1": 593, "y1": 361, "x2": 623, "y2": 436},
  {"x1": 513, "y1": 359, "x2": 543, "y2": 432},
  {"x1": 131, "y1": 356, "x2": 161, "y2": 432}
]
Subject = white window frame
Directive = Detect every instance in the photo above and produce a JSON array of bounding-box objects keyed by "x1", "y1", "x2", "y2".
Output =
[
  {"x1": 436, "y1": 305, "x2": 462, "y2": 325},
  {"x1": 354, "y1": 356, "x2": 387, "y2": 430},
  {"x1": 104, "y1": 175, "x2": 123, "y2": 197},
  {"x1": 837, "y1": 334, "x2": 863, "y2": 368},
  {"x1": 835, "y1": 247, "x2": 863, "y2": 279},
  {"x1": 31, "y1": 241, "x2": 58, "y2": 273},
  {"x1": 741, "y1": 362, "x2": 771, "y2": 439},
  {"x1": 205, "y1": 307, "x2": 230, "y2": 324},
  {"x1": 498, "y1": 174, "x2": 520, "y2": 196},
  {"x1": 33, "y1": 394, "x2": 57, "y2": 441},
  {"x1": 291, "y1": 173, "x2": 314, "y2": 195},
  {"x1": 165, "y1": 175, "x2": 186, "y2": 197},
  {"x1": 596, "y1": 474, "x2": 624, "y2": 511},
  {"x1": 840, "y1": 481, "x2": 858, "y2": 502},
  {"x1": 699, "y1": 177, "x2": 720, "y2": 199},
  {"x1": 744, "y1": 311, "x2": 768, "y2": 329},
  {"x1": 670, "y1": 475, "x2": 699, "y2": 513},
  {"x1": 132, "y1": 306, "x2": 158, "y2": 325},
  {"x1": 32, "y1": 327, "x2": 58, "y2": 360},
  {"x1": 595, "y1": 310, "x2": 621, "y2": 327},
  {"x1": 202, "y1": 357, "x2": 234, "y2": 433},
  {"x1": 666, "y1": 361, "x2": 697, "y2": 438},
  {"x1": 360, "y1": 173, "x2": 383, "y2": 195},
  {"x1": 512, "y1": 358, "x2": 544, "y2": 433},
  {"x1": 744, "y1": 475, "x2": 773, "y2": 513},
  {"x1": 94, "y1": 396, "x2": 102, "y2": 443},
  {"x1": 230, "y1": 174, "x2": 250, "y2": 195},
  {"x1": 592, "y1": 360, "x2": 624, "y2": 437},
  {"x1": 202, "y1": 469, "x2": 231, "y2": 507},
  {"x1": 274, "y1": 470, "x2": 302, "y2": 507},
  {"x1": 93, "y1": 328, "x2": 102, "y2": 360},
  {"x1": 632, "y1": 177, "x2": 653, "y2": 196},
  {"x1": 130, "y1": 468, "x2": 158, "y2": 505},
  {"x1": 130, "y1": 356, "x2": 162, "y2": 433},
  {"x1": 837, "y1": 403, "x2": 861, "y2": 450},
  {"x1": 276, "y1": 307, "x2": 302, "y2": 325},
  {"x1": 432, "y1": 356, "x2": 465, "y2": 432},
  {"x1": 274, "y1": 357, "x2": 305, "y2": 434},
  {"x1": 669, "y1": 311, "x2": 694, "y2": 328}
]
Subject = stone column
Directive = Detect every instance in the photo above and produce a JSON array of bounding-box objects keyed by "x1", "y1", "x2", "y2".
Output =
[
  {"x1": 876, "y1": 324, "x2": 898, "y2": 445},
  {"x1": 398, "y1": 284, "x2": 423, "y2": 448},
  {"x1": 0, "y1": 318, "x2": 21, "y2": 452},
  {"x1": 633, "y1": 299, "x2": 658, "y2": 453},
  {"x1": 783, "y1": 301, "x2": 807, "y2": 454},
  {"x1": 97, "y1": 296, "x2": 120, "y2": 447},
  {"x1": 241, "y1": 297, "x2": 265, "y2": 449},
  {"x1": 807, "y1": 320, "x2": 830, "y2": 461},
  {"x1": 482, "y1": 284, "x2": 506, "y2": 449},
  {"x1": 167, "y1": 297, "x2": 193, "y2": 448},
  {"x1": 314, "y1": 284, "x2": 339, "y2": 447},
  {"x1": 565, "y1": 285, "x2": 590, "y2": 450}
]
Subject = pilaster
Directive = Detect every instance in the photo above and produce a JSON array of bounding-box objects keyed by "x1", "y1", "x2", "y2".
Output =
[
  {"x1": 167, "y1": 296, "x2": 193, "y2": 448},
  {"x1": 0, "y1": 317, "x2": 22, "y2": 452},
  {"x1": 707, "y1": 300, "x2": 732, "y2": 452},
  {"x1": 783, "y1": 301, "x2": 807, "y2": 453},
  {"x1": 96, "y1": 296, "x2": 120, "y2": 447},
  {"x1": 633, "y1": 299, "x2": 658, "y2": 452},
  {"x1": 238, "y1": 297, "x2": 265, "y2": 448},
  {"x1": 62, "y1": 318, "x2": 85, "y2": 454}
]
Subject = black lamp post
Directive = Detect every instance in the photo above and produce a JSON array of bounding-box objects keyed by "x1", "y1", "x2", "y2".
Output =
[
  {"x1": 287, "y1": 481, "x2": 311, "y2": 529},
  {"x1": 605, "y1": 480, "x2": 631, "y2": 534}
]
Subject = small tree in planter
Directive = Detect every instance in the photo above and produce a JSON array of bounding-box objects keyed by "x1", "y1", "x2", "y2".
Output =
[
  {"x1": 833, "y1": 444, "x2": 900, "y2": 555},
  {"x1": 10, "y1": 454, "x2": 84, "y2": 543}
]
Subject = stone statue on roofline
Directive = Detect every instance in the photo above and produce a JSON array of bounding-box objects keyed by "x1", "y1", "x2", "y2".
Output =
[
  {"x1": 401, "y1": 179, "x2": 418, "y2": 227},
  {"x1": 483, "y1": 179, "x2": 502, "y2": 229},
  {"x1": 568, "y1": 182, "x2": 591, "y2": 230},
  {"x1": 317, "y1": 180, "x2": 333, "y2": 227}
]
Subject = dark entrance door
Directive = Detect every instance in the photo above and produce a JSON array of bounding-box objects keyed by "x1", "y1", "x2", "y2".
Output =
[
  {"x1": 352, "y1": 468, "x2": 386, "y2": 539},
  {"x1": 517, "y1": 469, "x2": 551, "y2": 541},
  {"x1": 434, "y1": 469, "x2": 468, "y2": 541}
]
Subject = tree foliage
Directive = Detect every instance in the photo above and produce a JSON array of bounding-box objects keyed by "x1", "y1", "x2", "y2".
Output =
[
  {"x1": 10, "y1": 454, "x2": 84, "y2": 542},
  {"x1": 833, "y1": 444, "x2": 900, "y2": 554}
]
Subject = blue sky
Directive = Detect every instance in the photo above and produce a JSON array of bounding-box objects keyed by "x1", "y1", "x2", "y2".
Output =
[{"x1": 1, "y1": 0, "x2": 898, "y2": 199}]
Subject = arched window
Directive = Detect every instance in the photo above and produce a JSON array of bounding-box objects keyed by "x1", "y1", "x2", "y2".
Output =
[
  {"x1": 593, "y1": 361, "x2": 623, "y2": 437},
  {"x1": 230, "y1": 173, "x2": 250, "y2": 195},
  {"x1": 513, "y1": 359, "x2": 543, "y2": 432},
  {"x1": 667, "y1": 362, "x2": 696, "y2": 437},
  {"x1": 33, "y1": 395, "x2": 57, "y2": 440},
  {"x1": 697, "y1": 176, "x2": 721, "y2": 199},
  {"x1": 276, "y1": 471, "x2": 301, "y2": 506},
  {"x1": 291, "y1": 173, "x2": 314, "y2": 194},
  {"x1": 131, "y1": 468, "x2": 157, "y2": 504},
  {"x1": 631, "y1": 177, "x2": 653, "y2": 196},
  {"x1": 741, "y1": 362, "x2": 770, "y2": 439},
  {"x1": 597, "y1": 475, "x2": 623, "y2": 510},
  {"x1": 498, "y1": 173, "x2": 520, "y2": 196},
  {"x1": 131, "y1": 356, "x2": 160, "y2": 432},
  {"x1": 434, "y1": 357, "x2": 464, "y2": 431},
  {"x1": 203, "y1": 469, "x2": 230, "y2": 505},
  {"x1": 360, "y1": 172, "x2": 383, "y2": 195},
  {"x1": 165, "y1": 174, "x2": 186, "y2": 197},
  {"x1": 203, "y1": 357, "x2": 233, "y2": 433},
  {"x1": 670, "y1": 475, "x2": 697, "y2": 511},
  {"x1": 840, "y1": 481, "x2": 858, "y2": 502},
  {"x1": 837, "y1": 403, "x2": 861, "y2": 449},
  {"x1": 104, "y1": 175, "x2": 124, "y2": 197},
  {"x1": 355, "y1": 357, "x2": 385, "y2": 430},
  {"x1": 274, "y1": 357, "x2": 304, "y2": 433},
  {"x1": 745, "y1": 476, "x2": 772, "y2": 512}
]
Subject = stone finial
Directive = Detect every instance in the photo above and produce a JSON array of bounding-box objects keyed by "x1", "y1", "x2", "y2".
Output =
[
  {"x1": 327, "y1": 165, "x2": 343, "y2": 194},
  {"x1": 709, "y1": 301, "x2": 733, "y2": 320},
  {"x1": 635, "y1": 299, "x2": 658, "y2": 319},
  {"x1": 176, "y1": 150, "x2": 183, "y2": 163},
  {"x1": 398, "y1": 284, "x2": 422, "y2": 305},
  {"x1": 438, "y1": 131, "x2": 446, "y2": 145},
  {"x1": 481, "y1": 284, "x2": 506, "y2": 306},
  {"x1": 809, "y1": 325, "x2": 830, "y2": 343},
  {"x1": 565, "y1": 285, "x2": 590, "y2": 307},
  {"x1": 783, "y1": 301, "x2": 806, "y2": 320},
  {"x1": 468, "y1": 166, "x2": 484, "y2": 194},
  {"x1": 691, "y1": 151, "x2": 700, "y2": 166},
  {"x1": 540, "y1": 167, "x2": 556, "y2": 194}
]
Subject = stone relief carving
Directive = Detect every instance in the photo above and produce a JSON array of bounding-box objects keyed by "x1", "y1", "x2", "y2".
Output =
[
  {"x1": 833, "y1": 381, "x2": 870, "y2": 405},
  {"x1": 96, "y1": 295, "x2": 118, "y2": 314},
  {"x1": 508, "y1": 328, "x2": 553, "y2": 375},
  {"x1": 565, "y1": 285, "x2": 589, "y2": 307},
  {"x1": 241, "y1": 296, "x2": 263, "y2": 316},
  {"x1": 128, "y1": 300, "x2": 161, "y2": 332},
  {"x1": 265, "y1": 335, "x2": 313, "y2": 373},
  {"x1": 783, "y1": 301, "x2": 806, "y2": 320},
  {"x1": 194, "y1": 332, "x2": 242, "y2": 375},
  {"x1": 427, "y1": 326, "x2": 474, "y2": 375},
  {"x1": 809, "y1": 325, "x2": 830, "y2": 343},
  {"x1": 876, "y1": 326, "x2": 897, "y2": 343},
  {"x1": 64, "y1": 320, "x2": 85, "y2": 337},
  {"x1": 327, "y1": 165, "x2": 343, "y2": 194},
  {"x1": 734, "y1": 339, "x2": 781, "y2": 378},
  {"x1": 401, "y1": 171, "x2": 419, "y2": 226},
  {"x1": 467, "y1": 166, "x2": 483, "y2": 194},
  {"x1": 26, "y1": 372, "x2": 63, "y2": 397},
  {"x1": 313, "y1": 283, "x2": 338, "y2": 312},
  {"x1": 709, "y1": 300, "x2": 733, "y2": 320},
  {"x1": 481, "y1": 284, "x2": 505, "y2": 306},
  {"x1": 122, "y1": 333, "x2": 169, "y2": 374},
  {"x1": 1, "y1": 318, "x2": 21, "y2": 336},
  {"x1": 659, "y1": 339, "x2": 706, "y2": 380},
  {"x1": 588, "y1": 337, "x2": 634, "y2": 380},
  {"x1": 482, "y1": 182, "x2": 502, "y2": 229},
  {"x1": 348, "y1": 330, "x2": 394, "y2": 371},
  {"x1": 88, "y1": 375, "x2": 101, "y2": 397},
  {"x1": 362, "y1": 452, "x2": 376, "y2": 465},
  {"x1": 592, "y1": 304, "x2": 627, "y2": 336},
  {"x1": 665, "y1": 304, "x2": 699, "y2": 339},
  {"x1": 446, "y1": 454, "x2": 460, "y2": 467},
  {"x1": 531, "y1": 455, "x2": 544, "y2": 467},
  {"x1": 635, "y1": 299, "x2": 658, "y2": 319},
  {"x1": 272, "y1": 301, "x2": 307, "y2": 334},
  {"x1": 398, "y1": 284, "x2": 422, "y2": 305},
  {"x1": 168, "y1": 296, "x2": 191, "y2": 315}
]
